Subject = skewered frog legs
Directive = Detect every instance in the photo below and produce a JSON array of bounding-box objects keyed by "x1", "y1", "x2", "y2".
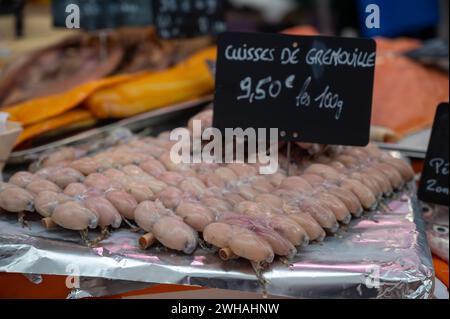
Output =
[
  {"x1": 79, "y1": 229, "x2": 91, "y2": 247},
  {"x1": 89, "y1": 227, "x2": 112, "y2": 246},
  {"x1": 251, "y1": 261, "x2": 269, "y2": 299},
  {"x1": 78, "y1": 228, "x2": 110, "y2": 247},
  {"x1": 18, "y1": 212, "x2": 31, "y2": 229}
]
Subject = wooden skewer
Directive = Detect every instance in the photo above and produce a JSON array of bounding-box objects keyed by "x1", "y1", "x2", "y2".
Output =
[
  {"x1": 219, "y1": 248, "x2": 237, "y2": 261},
  {"x1": 139, "y1": 233, "x2": 156, "y2": 250},
  {"x1": 42, "y1": 218, "x2": 58, "y2": 230}
]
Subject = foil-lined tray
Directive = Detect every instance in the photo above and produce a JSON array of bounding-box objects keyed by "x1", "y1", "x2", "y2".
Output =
[{"x1": 0, "y1": 186, "x2": 434, "y2": 299}]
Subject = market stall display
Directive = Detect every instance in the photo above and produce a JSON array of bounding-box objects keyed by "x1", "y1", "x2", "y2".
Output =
[
  {"x1": 0, "y1": 0, "x2": 447, "y2": 300},
  {"x1": 0, "y1": 188, "x2": 433, "y2": 299},
  {"x1": 0, "y1": 123, "x2": 434, "y2": 298},
  {"x1": 0, "y1": 108, "x2": 417, "y2": 265}
]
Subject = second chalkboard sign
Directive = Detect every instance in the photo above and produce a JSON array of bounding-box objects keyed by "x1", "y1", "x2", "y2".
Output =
[
  {"x1": 418, "y1": 103, "x2": 449, "y2": 207},
  {"x1": 153, "y1": 0, "x2": 227, "y2": 39},
  {"x1": 52, "y1": 0, "x2": 152, "y2": 31}
]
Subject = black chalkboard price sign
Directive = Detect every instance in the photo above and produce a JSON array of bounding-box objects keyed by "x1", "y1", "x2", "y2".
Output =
[
  {"x1": 0, "y1": 0, "x2": 25, "y2": 37},
  {"x1": 153, "y1": 0, "x2": 227, "y2": 39},
  {"x1": 52, "y1": 0, "x2": 152, "y2": 31},
  {"x1": 213, "y1": 32, "x2": 377, "y2": 146},
  {"x1": 418, "y1": 103, "x2": 449, "y2": 207},
  {"x1": 0, "y1": 0, "x2": 24, "y2": 14}
]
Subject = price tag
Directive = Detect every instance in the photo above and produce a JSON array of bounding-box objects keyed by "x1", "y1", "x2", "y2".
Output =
[
  {"x1": 0, "y1": 0, "x2": 25, "y2": 37},
  {"x1": 418, "y1": 103, "x2": 449, "y2": 207},
  {"x1": 213, "y1": 32, "x2": 377, "y2": 146},
  {"x1": 0, "y1": 0, "x2": 23, "y2": 14},
  {"x1": 52, "y1": 0, "x2": 152, "y2": 31},
  {"x1": 153, "y1": 0, "x2": 227, "y2": 39}
]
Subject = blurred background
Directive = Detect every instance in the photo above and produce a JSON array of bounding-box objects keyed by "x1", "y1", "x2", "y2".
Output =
[
  {"x1": 1, "y1": 0, "x2": 448, "y2": 40},
  {"x1": 1, "y1": 0, "x2": 448, "y2": 73}
]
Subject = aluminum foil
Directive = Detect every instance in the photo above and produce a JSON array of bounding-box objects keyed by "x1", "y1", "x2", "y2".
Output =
[{"x1": 0, "y1": 187, "x2": 434, "y2": 299}]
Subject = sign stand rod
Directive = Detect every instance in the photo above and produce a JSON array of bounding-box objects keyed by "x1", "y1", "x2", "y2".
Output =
[
  {"x1": 15, "y1": 1, "x2": 25, "y2": 38},
  {"x1": 286, "y1": 141, "x2": 292, "y2": 176}
]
